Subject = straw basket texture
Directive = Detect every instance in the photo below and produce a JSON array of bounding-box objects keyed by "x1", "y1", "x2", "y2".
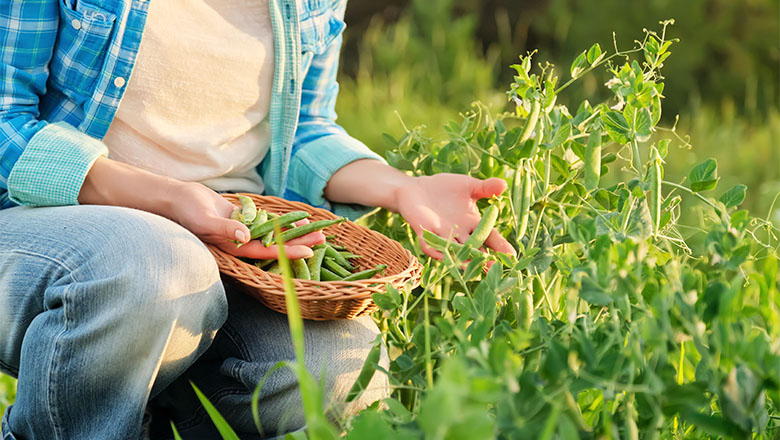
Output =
[{"x1": 207, "y1": 194, "x2": 423, "y2": 320}]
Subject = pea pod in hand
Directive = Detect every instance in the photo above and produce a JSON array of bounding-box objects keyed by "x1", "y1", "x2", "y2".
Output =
[{"x1": 463, "y1": 204, "x2": 499, "y2": 249}]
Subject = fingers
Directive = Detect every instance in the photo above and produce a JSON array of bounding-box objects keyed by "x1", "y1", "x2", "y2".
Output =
[
  {"x1": 214, "y1": 240, "x2": 314, "y2": 260},
  {"x1": 470, "y1": 177, "x2": 507, "y2": 200},
  {"x1": 214, "y1": 215, "x2": 251, "y2": 243},
  {"x1": 419, "y1": 237, "x2": 444, "y2": 261},
  {"x1": 286, "y1": 230, "x2": 326, "y2": 247},
  {"x1": 484, "y1": 228, "x2": 517, "y2": 257}
]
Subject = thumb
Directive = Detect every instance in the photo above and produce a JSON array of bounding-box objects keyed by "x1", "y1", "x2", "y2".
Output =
[
  {"x1": 470, "y1": 177, "x2": 507, "y2": 200},
  {"x1": 214, "y1": 216, "x2": 251, "y2": 243}
]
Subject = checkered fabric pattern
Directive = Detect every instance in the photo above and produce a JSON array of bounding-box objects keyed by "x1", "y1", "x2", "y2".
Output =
[{"x1": 0, "y1": 0, "x2": 383, "y2": 219}]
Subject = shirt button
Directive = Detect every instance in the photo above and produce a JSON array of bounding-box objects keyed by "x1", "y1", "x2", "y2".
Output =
[
  {"x1": 113, "y1": 77, "x2": 126, "y2": 88},
  {"x1": 71, "y1": 19, "x2": 82, "y2": 30}
]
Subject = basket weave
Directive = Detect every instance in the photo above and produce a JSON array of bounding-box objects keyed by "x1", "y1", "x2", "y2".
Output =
[{"x1": 207, "y1": 194, "x2": 423, "y2": 320}]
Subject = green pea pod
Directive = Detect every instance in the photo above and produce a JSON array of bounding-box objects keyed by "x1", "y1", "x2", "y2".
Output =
[
  {"x1": 277, "y1": 218, "x2": 346, "y2": 243},
  {"x1": 345, "y1": 340, "x2": 382, "y2": 402},
  {"x1": 237, "y1": 195, "x2": 257, "y2": 224},
  {"x1": 249, "y1": 210, "x2": 268, "y2": 230},
  {"x1": 515, "y1": 286, "x2": 534, "y2": 331},
  {"x1": 519, "y1": 100, "x2": 542, "y2": 144},
  {"x1": 323, "y1": 258, "x2": 352, "y2": 278},
  {"x1": 649, "y1": 146, "x2": 663, "y2": 238},
  {"x1": 421, "y1": 229, "x2": 481, "y2": 260},
  {"x1": 320, "y1": 267, "x2": 342, "y2": 281},
  {"x1": 291, "y1": 258, "x2": 311, "y2": 280},
  {"x1": 248, "y1": 211, "x2": 309, "y2": 239},
  {"x1": 266, "y1": 263, "x2": 282, "y2": 275},
  {"x1": 307, "y1": 247, "x2": 327, "y2": 281},
  {"x1": 338, "y1": 251, "x2": 362, "y2": 260},
  {"x1": 253, "y1": 259, "x2": 275, "y2": 270},
  {"x1": 464, "y1": 204, "x2": 499, "y2": 249},
  {"x1": 584, "y1": 130, "x2": 602, "y2": 191},
  {"x1": 261, "y1": 231, "x2": 274, "y2": 247},
  {"x1": 342, "y1": 264, "x2": 387, "y2": 281},
  {"x1": 324, "y1": 243, "x2": 352, "y2": 269},
  {"x1": 512, "y1": 160, "x2": 532, "y2": 239}
]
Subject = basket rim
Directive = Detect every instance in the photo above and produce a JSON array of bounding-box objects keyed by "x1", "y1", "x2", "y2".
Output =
[{"x1": 207, "y1": 194, "x2": 423, "y2": 300}]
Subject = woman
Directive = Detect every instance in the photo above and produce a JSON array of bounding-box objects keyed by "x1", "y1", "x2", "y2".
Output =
[{"x1": 0, "y1": 0, "x2": 515, "y2": 438}]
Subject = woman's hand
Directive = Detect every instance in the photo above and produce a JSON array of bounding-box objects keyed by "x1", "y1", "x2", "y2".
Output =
[
  {"x1": 394, "y1": 174, "x2": 516, "y2": 259},
  {"x1": 165, "y1": 183, "x2": 319, "y2": 260},
  {"x1": 79, "y1": 157, "x2": 318, "y2": 259},
  {"x1": 325, "y1": 160, "x2": 516, "y2": 260}
]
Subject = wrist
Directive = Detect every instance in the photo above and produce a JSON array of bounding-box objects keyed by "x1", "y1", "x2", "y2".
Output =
[
  {"x1": 79, "y1": 157, "x2": 183, "y2": 217},
  {"x1": 324, "y1": 159, "x2": 415, "y2": 211}
]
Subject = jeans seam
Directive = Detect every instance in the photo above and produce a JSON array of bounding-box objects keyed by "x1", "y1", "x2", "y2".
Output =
[
  {"x1": 47, "y1": 278, "x2": 75, "y2": 440},
  {"x1": 0, "y1": 360, "x2": 18, "y2": 377},
  {"x1": 0, "y1": 250, "x2": 80, "y2": 283},
  {"x1": 221, "y1": 322, "x2": 253, "y2": 362},
  {"x1": 0, "y1": 249, "x2": 77, "y2": 440},
  {"x1": 174, "y1": 387, "x2": 250, "y2": 431}
]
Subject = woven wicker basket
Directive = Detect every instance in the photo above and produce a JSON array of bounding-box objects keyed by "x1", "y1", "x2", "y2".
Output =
[{"x1": 207, "y1": 194, "x2": 423, "y2": 320}]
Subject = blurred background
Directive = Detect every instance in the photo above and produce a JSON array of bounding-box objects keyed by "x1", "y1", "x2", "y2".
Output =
[{"x1": 336, "y1": 0, "x2": 780, "y2": 223}]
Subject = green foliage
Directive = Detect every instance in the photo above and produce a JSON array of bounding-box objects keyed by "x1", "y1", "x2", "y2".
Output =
[
  {"x1": 357, "y1": 21, "x2": 780, "y2": 439},
  {"x1": 0, "y1": 373, "x2": 15, "y2": 425}
]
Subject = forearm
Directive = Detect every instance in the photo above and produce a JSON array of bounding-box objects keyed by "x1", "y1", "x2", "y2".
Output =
[
  {"x1": 323, "y1": 159, "x2": 415, "y2": 212},
  {"x1": 77, "y1": 156, "x2": 180, "y2": 217}
]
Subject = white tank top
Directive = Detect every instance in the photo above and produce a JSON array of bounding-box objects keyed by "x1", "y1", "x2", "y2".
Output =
[{"x1": 102, "y1": 0, "x2": 274, "y2": 194}]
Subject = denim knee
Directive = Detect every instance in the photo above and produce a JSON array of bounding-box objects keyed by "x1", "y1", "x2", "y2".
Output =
[
  {"x1": 215, "y1": 293, "x2": 390, "y2": 435},
  {"x1": 70, "y1": 207, "x2": 229, "y2": 389}
]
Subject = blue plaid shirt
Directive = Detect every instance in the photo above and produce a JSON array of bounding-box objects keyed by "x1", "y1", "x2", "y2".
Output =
[{"x1": 0, "y1": 0, "x2": 383, "y2": 218}]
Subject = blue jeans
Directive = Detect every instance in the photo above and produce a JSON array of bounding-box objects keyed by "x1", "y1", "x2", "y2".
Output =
[{"x1": 0, "y1": 205, "x2": 388, "y2": 439}]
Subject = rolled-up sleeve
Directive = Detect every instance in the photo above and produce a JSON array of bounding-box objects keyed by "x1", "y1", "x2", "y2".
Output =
[
  {"x1": 0, "y1": 1, "x2": 108, "y2": 209},
  {"x1": 283, "y1": 3, "x2": 385, "y2": 220}
]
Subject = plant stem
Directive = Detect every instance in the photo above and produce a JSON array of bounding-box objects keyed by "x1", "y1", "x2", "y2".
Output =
[
  {"x1": 631, "y1": 139, "x2": 643, "y2": 180},
  {"x1": 424, "y1": 290, "x2": 434, "y2": 388}
]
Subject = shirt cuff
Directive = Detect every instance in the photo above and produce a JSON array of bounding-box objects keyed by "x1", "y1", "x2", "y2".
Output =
[
  {"x1": 7, "y1": 121, "x2": 108, "y2": 207},
  {"x1": 287, "y1": 134, "x2": 385, "y2": 220}
]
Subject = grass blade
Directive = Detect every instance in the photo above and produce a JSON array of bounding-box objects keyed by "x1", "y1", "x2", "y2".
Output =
[
  {"x1": 170, "y1": 422, "x2": 184, "y2": 440},
  {"x1": 190, "y1": 381, "x2": 240, "y2": 440}
]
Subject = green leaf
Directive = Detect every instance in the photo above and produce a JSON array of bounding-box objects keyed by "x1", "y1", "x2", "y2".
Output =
[
  {"x1": 190, "y1": 382, "x2": 240, "y2": 440},
  {"x1": 719, "y1": 184, "x2": 747, "y2": 208},
  {"x1": 627, "y1": 107, "x2": 653, "y2": 142},
  {"x1": 625, "y1": 200, "x2": 653, "y2": 241},
  {"x1": 345, "y1": 411, "x2": 396, "y2": 440},
  {"x1": 372, "y1": 286, "x2": 401, "y2": 310},
  {"x1": 170, "y1": 422, "x2": 184, "y2": 440},
  {"x1": 602, "y1": 111, "x2": 630, "y2": 145},
  {"x1": 586, "y1": 43, "x2": 603, "y2": 65},
  {"x1": 579, "y1": 275, "x2": 613, "y2": 305},
  {"x1": 346, "y1": 337, "x2": 382, "y2": 402},
  {"x1": 689, "y1": 159, "x2": 720, "y2": 192},
  {"x1": 731, "y1": 209, "x2": 750, "y2": 229},
  {"x1": 646, "y1": 36, "x2": 660, "y2": 55},
  {"x1": 658, "y1": 138, "x2": 670, "y2": 159},
  {"x1": 549, "y1": 121, "x2": 572, "y2": 148},
  {"x1": 550, "y1": 154, "x2": 570, "y2": 179},
  {"x1": 531, "y1": 228, "x2": 553, "y2": 273},
  {"x1": 570, "y1": 50, "x2": 587, "y2": 78}
]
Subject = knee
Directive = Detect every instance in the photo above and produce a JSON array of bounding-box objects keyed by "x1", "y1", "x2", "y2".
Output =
[
  {"x1": 64, "y1": 206, "x2": 228, "y2": 336},
  {"x1": 307, "y1": 317, "x2": 391, "y2": 419}
]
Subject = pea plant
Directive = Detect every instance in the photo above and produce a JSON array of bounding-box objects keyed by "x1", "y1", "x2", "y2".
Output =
[{"x1": 349, "y1": 20, "x2": 780, "y2": 439}]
